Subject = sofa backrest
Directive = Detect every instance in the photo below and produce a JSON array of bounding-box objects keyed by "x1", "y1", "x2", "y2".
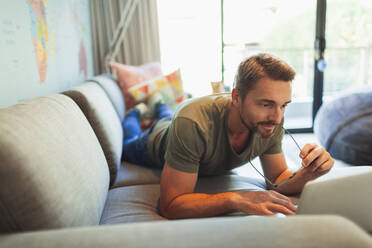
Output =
[
  {"x1": 86, "y1": 74, "x2": 126, "y2": 123},
  {"x1": 63, "y1": 81, "x2": 123, "y2": 186},
  {"x1": 0, "y1": 95, "x2": 109, "y2": 233}
]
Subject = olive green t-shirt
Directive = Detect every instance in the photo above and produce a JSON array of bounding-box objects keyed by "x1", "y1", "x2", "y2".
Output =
[{"x1": 146, "y1": 94, "x2": 284, "y2": 175}]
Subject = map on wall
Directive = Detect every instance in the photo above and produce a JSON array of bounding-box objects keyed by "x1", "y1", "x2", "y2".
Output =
[
  {"x1": 70, "y1": 4, "x2": 88, "y2": 78},
  {"x1": 27, "y1": 0, "x2": 52, "y2": 83},
  {"x1": 0, "y1": 0, "x2": 93, "y2": 108}
]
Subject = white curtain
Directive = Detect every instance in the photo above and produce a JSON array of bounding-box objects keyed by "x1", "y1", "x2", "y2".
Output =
[{"x1": 90, "y1": 0, "x2": 161, "y2": 74}]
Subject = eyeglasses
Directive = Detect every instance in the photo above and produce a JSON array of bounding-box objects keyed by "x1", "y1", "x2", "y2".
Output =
[{"x1": 248, "y1": 128, "x2": 303, "y2": 188}]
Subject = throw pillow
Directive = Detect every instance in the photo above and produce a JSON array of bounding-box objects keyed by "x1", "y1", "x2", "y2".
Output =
[
  {"x1": 109, "y1": 61, "x2": 163, "y2": 111},
  {"x1": 128, "y1": 69, "x2": 184, "y2": 111}
]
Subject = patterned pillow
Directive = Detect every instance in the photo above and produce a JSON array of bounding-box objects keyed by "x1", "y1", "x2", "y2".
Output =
[
  {"x1": 109, "y1": 62, "x2": 163, "y2": 111},
  {"x1": 128, "y1": 69, "x2": 184, "y2": 111}
]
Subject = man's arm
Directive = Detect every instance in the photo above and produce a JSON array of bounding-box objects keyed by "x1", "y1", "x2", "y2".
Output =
[
  {"x1": 159, "y1": 162, "x2": 296, "y2": 219},
  {"x1": 260, "y1": 145, "x2": 334, "y2": 195},
  {"x1": 260, "y1": 152, "x2": 309, "y2": 194}
]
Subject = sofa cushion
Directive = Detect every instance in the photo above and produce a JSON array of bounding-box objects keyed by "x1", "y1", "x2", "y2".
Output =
[
  {"x1": 0, "y1": 95, "x2": 109, "y2": 232},
  {"x1": 195, "y1": 174, "x2": 267, "y2": 194},
  {"x1": 128, "y1": 69, "x2": 185, "y2": 112},
  {"x1": 111, "y1": 163, "x2": 267, "y2": 191},
  {"x1": 100, "y1": 184, "x2": 166, "y2": 225},
  {"x1": 110, "y1": 61, "x2": 163, "y2": 110},
  {"x1": 111, "y1": 162, "x2": 162, "y2": 188},
  {"x1": 103, "y1": 172, "x2": 272, "y2": 225},
  {"x1": 2, "y1": 216, "x2": 372, "y2": 248},
  {"x1": 195, "y1": 174, "x2": 297, "y2": 215},
  {"x1": 86, "y1": 74, "x2": 126, "y2": 123},
  {"x1": 63, "y1": 82, "x2": 123, "y2": 186}
]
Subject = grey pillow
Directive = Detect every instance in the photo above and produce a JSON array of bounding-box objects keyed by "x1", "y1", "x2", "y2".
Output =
[
  {"x1": 314, "y1": 86, "x2": 372, "y2": 165},
  {"x1": 0, "y1": 95, "x2": 109, "y2": 232},
  {"x1": 63, "y1": 82, "x2": 123, "y2": 186}
]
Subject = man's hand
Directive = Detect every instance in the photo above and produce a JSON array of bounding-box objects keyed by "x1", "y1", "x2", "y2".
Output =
[
  {"x1": 231, "y1": 190, "x2": 296, "y2": 216},
  {"x1": 259, "y1": 146, "x2": 334, "y2": 196},
  {"x1": 300, "y1": 144, "x2": 334, "y2": 179}
]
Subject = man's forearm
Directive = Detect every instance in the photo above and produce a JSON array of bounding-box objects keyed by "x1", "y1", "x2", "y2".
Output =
[
  {"x1": 274, "y1": 165, "x2": 332, "y2": 195},
  {"x1": 272, "y1": 169, "x2": 312, "y2": 195},
  {"x1": 160, "y1": 192, "x2": 238, "y2": 219}
]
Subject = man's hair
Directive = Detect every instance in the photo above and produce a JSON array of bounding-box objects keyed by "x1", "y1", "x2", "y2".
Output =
[{"x1": 233, "y1": 53, "x2": 296, "y2": 100}]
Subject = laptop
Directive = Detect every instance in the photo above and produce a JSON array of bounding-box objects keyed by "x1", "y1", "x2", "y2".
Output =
[{"x1": 294, "y1": 167, "x2": 372, "y2": 233}]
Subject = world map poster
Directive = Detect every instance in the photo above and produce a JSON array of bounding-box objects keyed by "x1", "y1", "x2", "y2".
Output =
[{"x1": 0, "y1": 0, "x2": 93, "y2": 108}]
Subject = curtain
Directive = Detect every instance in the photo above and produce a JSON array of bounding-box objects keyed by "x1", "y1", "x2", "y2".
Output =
[{"x1": 90, "y1": 0, "x2": 161, "y2": 74}]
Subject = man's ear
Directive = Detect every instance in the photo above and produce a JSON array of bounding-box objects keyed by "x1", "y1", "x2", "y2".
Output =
[{"x1": 231, "y1": 88, "x2": 241, "y2": 107}]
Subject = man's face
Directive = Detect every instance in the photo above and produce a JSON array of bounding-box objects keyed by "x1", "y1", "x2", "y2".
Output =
[{"x1": 235, "y1": 77, "x2": 292, "y2": 138}]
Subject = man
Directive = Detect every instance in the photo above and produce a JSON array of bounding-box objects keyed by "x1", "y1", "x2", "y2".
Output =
[{"x1": 122, "y1": 53, "x2": 334, "y2": 219}]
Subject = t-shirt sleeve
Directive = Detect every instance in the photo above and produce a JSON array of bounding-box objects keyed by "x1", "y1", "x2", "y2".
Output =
[
  {"x1": 164, "y1": 117, "x2": 206, "y2": 173},
  {"x1": 263, "y1": 127, "x2": 284, "y2": 154}
]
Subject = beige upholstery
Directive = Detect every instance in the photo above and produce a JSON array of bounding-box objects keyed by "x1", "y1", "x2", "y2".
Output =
[
  {"x1": 63, "y1": 82, "x2": 123, "y2": 186},
  {"x1": 86, "y1": 74, "x2": 126, "y2": 123},
  {"x1": 104, "y1": 169, "x2": 284, "y2": 225},
  {"x1": 0, "y1": 95, "x2": 109, "y2": 232},
  {"x1": 100, "y1": 184, "x2": 166, "y2": 224},
  {"x1": 112, "y1": 162, "x2": 162, "y2": 188},
  {"x1": 195, "y1": 174, "x2": 267, "y2": 194},
  {"x1": 297, "y1": 167, "x2": 372, "y2": 232},
  {"x1": 1, "y1": 215, "x2": 372, "y2": 248}
]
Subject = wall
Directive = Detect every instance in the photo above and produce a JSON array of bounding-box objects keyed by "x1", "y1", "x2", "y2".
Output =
[{"x1": 0, "y1": 0, "x2": 94, "y2": 108}]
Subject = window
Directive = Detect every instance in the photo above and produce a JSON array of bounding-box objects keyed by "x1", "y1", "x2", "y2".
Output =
[
  {"x1": 223, "y1": 0, "x2": 316, "y2": 129},
  {"x1": 157, "y1": 0, "x2": 222, "y2": 98},
  {"x1": 324, "y1": 0, "x2": 372, "y2": 102},
  {"x1": 157, "y1": 0, "x2": 372, "y2": 131}
]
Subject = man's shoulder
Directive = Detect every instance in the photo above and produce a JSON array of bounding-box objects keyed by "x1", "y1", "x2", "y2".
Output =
[
  {"x1": 175, "y1": 93, "x2": 231, "y2": 119},
  {"x1": 169, "y1": 94, "x2": 230, "y2": 134}
]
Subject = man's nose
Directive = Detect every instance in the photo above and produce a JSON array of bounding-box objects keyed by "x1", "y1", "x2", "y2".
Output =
[{"x1": 270, "y1": 106, "x2": 283, "y2": 124}]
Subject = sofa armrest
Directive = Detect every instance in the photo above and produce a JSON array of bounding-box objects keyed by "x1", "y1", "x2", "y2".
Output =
[{"x1": 1, "y1": 215, "x2": 371, "y2": 248}]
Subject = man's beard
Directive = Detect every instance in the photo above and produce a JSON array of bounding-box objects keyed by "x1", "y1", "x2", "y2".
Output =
[{"x1": 239, "y1": 110, "x2": 278, "y2": 138}]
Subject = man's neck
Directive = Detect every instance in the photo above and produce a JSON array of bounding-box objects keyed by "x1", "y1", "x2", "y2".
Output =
[
  {"x1": 227, "y1": 102, "x2": 251, "y2": 154},
  {"x1": 227, "y1": 102, "x2": 250, "y2": 137}
]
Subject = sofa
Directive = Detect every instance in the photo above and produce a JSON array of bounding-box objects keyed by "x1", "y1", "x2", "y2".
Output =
[{"x1": 0, "y1": 74, "x2": 372, "y2": 248}]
